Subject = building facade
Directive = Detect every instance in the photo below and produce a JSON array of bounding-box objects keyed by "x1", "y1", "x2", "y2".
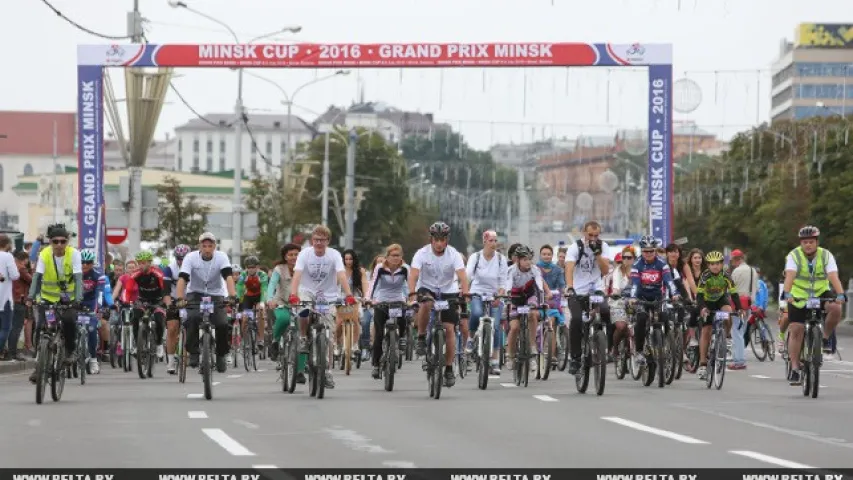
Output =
[
  {"x1": 771, "y1": 23, "x2": 853, "y2": 123},
  {"x1": 173, "y1": 113, "x2": 315, "y2": 176},
  {"x1": 314, "y1": 102, "x2": 449, "y2": 145}
]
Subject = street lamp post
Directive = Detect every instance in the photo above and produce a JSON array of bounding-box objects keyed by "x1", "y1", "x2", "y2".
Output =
[
  {"x1": 168, "y1": 0, "x2": 300, "y2": 264},
  {"x1": 344, "y1": 128, "x2": 358, "y2": 250}
]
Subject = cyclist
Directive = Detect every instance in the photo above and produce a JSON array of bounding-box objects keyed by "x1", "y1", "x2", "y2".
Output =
[
  {"x1": 695, "y1": 251, "x2": 735, "y2": 380},
  {"x1": 564, "y1": 221, "x2": 611, "y2": 374},
  {"x1": 131, "y1": 251, "x2": 171, "y2": 362},
  {"x1": 505, "y1": 245, "x2": 551, "y2": 372},
  {"x1": 165, "y1": 244, "x2": 190, "y2": 374},
  {"x1": 266, "y1": 243, "x2": 306, "y2": 383},
  {"x1": 629, "y1": 236, "x2": 681, "y2": 368},
  {"x1": 237, "y1": 255, "x2": 268, "y2": 350},
  {"x1": 781, "y1": 225, "x2": 846, "y2": 384},
  {"x1": 466, "y1": 230, "x2": 507, "y2": 376},
  {"x1": 27, "y1": 224, "x2": 83, "y2": 383},
  {"x1": 288, "y1": 225, "x2": 357, "y2": 389},
  {"x1": 538, "y1": 243, "x2": 566, "y2": 366},
  {"x1": 407, "y1": 221, "x2": 470, "y2": 388},
  {"x1": 80, "y1": 249, "x2": 114, "y2": 374},
  {"x1": 175, "y1": 232, "x2": 238, "y2": 373},
  {"x1": 365, "y1": 243, "x2": 409, "y2": 380}
]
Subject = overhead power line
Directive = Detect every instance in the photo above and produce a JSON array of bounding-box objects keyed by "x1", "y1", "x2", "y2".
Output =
[{"x1": 39, "y1": 0, "x2": 133, "y2": 40}]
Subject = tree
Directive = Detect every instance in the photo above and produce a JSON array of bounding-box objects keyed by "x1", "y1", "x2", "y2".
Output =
[{"x1": 143, "y1": 175, "x2": 211, "y2": 248}]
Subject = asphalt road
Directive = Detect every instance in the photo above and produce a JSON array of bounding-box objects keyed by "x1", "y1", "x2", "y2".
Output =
[{"x1": 2, "y1": 331, "x2": 853, "y2": 470}]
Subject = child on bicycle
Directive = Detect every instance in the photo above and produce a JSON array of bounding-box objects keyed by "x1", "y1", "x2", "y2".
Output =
[{"x1": 696, "y1": 251, "x2": 736, "y2": 379}]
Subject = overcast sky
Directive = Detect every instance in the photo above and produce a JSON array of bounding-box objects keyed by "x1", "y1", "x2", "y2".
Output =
[{"x1": 3, "y1": 0, "x2": 848, "y2": 149}]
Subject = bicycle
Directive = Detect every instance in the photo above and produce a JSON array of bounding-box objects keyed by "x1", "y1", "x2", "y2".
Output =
[
  {"x1": 336, "y1": 304, "x2": 362, "y2": 375},
  {"x1": 177, "y1": 309, "x2": 189, "y2": 383},
  {"x1": 259, "y1": 306, "x2": 271, "y2": 361},
  {"x1": 421, "y1": 294, "x2": 464, "y2": 400},
  {"x1": 293, "y1": 299, "x2": 341, "y2": 400},
  {"x1": 633, "y1": 299, "x2": 670, "y2": 388},
  {"x1": 229, "y1": 310, "x2": 242, "y2": 370},
  {"x1": 611, "y1": 295, "x2": 632, "y2": 380},
  {"x1": 73, "y1": 307, "x2": 97, "y2": 385},
  {"x1": 278, "y1": 307, "x2": 299, "y2": 394},
  {"x1": 454, "y1": 308, "x2": 468, "y2": 381},
  {"x1": 184, "y1": 297, "x2": 221, "y2": 400},
  {"x1": 134, "y1": 302, "x2": 161, "y2": 379},
  {"x1": 34, "y1": 302, "x2": 76, "y2": 404},
  {"x1": 469, "y1": 294, "x2": 505, "y2": 390},
  {"x1": 747, "y1": 308, "x2": 776, "y2": 362},
  {"x1": 510, "y1": 295, "x2": 545, "y2": 389},
  {"x1": 793, "y1": 296, "x2": 831, "y2": 399},
  {"x1": 117, "y1": 305, "x2": 134, "y2": 373},
  {"x1": 555, "y1": 297, "x2": 571, "y2": 372},
  {"x1": 370, "y1": 301, "x2": 408, "y2": 392},
  {"x1": 704, "y1": 310, "x2": 729, "y2": 390},
  {"x1": 574, "y1": 292, "x2": 611, "y2": 395},
  {"x1": 242, "y1": 309, "x2": 259, "y2": 372},
  {"x1": 664, "y1": 300, "x2": 684, "y2": 385}
]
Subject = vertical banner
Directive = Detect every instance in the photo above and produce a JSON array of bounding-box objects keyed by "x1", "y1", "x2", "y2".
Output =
[
  {"x1": 77, "y1": 65, "x2": 106, "y2": 267},
  {"x1": 647, "y1": 64, "x2": 673, "y2": 246}
]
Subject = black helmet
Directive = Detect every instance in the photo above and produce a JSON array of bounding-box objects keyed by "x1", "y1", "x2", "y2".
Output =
[
  {"x1": 47, "y1": 223, "x2": 69, "y2": 240},
  {"x1": 428, "y1": 222, "x2": 450, "y2": 238},
  {"x1": 798, "y1": 225, "x2": 820, "y2": 239},
  {"x1": 244, "y1": 255, "x2": 260, "y2": 268},
  {"x1": 514, "y1": 245, "x2": 534, "y2": 259}
]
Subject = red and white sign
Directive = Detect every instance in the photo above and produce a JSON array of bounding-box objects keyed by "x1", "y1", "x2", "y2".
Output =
[{"x1": 106, "y1": 228, "x2": 128, "y2": 245}]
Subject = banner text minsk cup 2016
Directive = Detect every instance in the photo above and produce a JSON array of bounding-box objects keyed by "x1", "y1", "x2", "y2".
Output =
[{"x1": 77, "y1": 41, "x2": 673, "y2": 260}]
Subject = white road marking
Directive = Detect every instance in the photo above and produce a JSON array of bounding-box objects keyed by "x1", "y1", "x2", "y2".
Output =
[
  {"x1": 488, "y1": 375, "x2": 500, "y2": 379},
  {"x1": 227, "y1": 374, "x2": 243, "y2": 379},
  {"x1": 234, "y1": 419, "x2": 260, "y2": 429},
  {"x1": 188, "y1": 411, "x2": 208, "y2": 419},
  {"x1": 750, "y1": 375, "x2": 771, "y2": 379},
  {"x1": 257, "y1": 369, "x2": 267, "y2": 372},
  {"x1": 187, "y1": 393, "x2": 203, "y2": 399},
  {"x1": 729, "y1": 450, "x2": 815, "y2": 469},
  {"x1": 533, "y1": 395, "x2": 559, "y2": 402},
  {"x1": 382, "y1": 461, "x2": 417, "y2": 468},
  {"x1": 253, "y1": 465, "x2": 278, "y2": 469},
  {"x1": 601, "y1": 416, "x2": 709, "y2": 444},
  {"x1": 499, "y1": 383, "x2": 516, "y2": 388},
  {"x1": 324, "y1": 427, "x2": 392, "y2": 454},
  {"x1": 213, "y1": 382, "x2": 221, "y2": 386},
  {"x1": 202, "y1": 428, "x2": 255, "y2": 456}
]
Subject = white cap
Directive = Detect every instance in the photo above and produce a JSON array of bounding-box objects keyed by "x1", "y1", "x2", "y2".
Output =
[{"x1": 199, "y1": 232, "x2": 217, "y2": 243}]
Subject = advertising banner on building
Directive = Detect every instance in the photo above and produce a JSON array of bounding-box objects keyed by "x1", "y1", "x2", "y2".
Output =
[
  {"x1": 76, "y1": 65, "x2": 106, "y2": 267},
  {"x1": 796, "y1": 23, "x2": 853, "y2": 48}
]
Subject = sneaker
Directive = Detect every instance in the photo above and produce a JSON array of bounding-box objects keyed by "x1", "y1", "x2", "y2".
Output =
[
  {"x1": 489, "y1": 361, "x2": 500, "y2": 376},
  {"x1": 633, "y1": 353, "x2": 646, "y2": 367},
  {"x1": 298, "y1": 337, "x2": 310, "y2": 353},
  {"x1": 444, "y1": 369, "x2": 456, "y2": 387},
  {"x1": 63, "y1": 352, "x2": 77, "y2": 366},
  {"x1": 698, "y1": 366, "x2": 708, "y2": 380},
  {"x1": 333, "y1": 344, "x2": 341, "y2": 357},
  {"x1": 215, "y1": 355, "x2": 228, "y2": 373},
  {"x1": 416, "y1": 337, "x2": 427, "y2": 356},
  {"x1": 568, "y1": 358, "x2": 581, "y2": 375},
  {"x1": 88, "y1": 358, "x2": 100, "y2": 374},
  {"x1": 372, "y1": 366, "x2": 381, "y2": 379},
  {"x1": 324, "y1": 372, "x2": 335, "y2": 389},
  {"x1": 167, "y1": 357, "x2": 177, "y2": 374},
  {"x1": 789, "y1": 370, "x2": 802, "y2": 385},
  {"x1": 157, "y1": 344, "x2": 165, "y2": 360},
  {"x1": 296, "y1": 372, "x2": 306, "y2": 384},
  {"x1": 822, "y1": 338, "x2": 833, "y2": 354},
  {"x1": 688, "y1": 337, "x2": 699, "y2": 347},
  {"x1": 29, "y1": 370, "x2": 38, "y2": 384},
  {"x1": 189, "y1": 354, "x2": 200, "y2": 369},
  {"x1": 465, "y1": 338, "x2": 475, "y2": 354},
  {"x1": 269, "y1": 342, "x2": 280, "y2": 361}
]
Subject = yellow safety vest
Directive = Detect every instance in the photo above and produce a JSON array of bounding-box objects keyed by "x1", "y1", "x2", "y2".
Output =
[
  {"x1": 40, "y1": 246, "x2": 76, "y2": 302},
  {"x1": 789, "y1": 246, "x2": 830, "y2": 308}
]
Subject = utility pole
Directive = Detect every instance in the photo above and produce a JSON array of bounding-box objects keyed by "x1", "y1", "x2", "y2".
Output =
[
  {"x1": 321, "y1": 131, "x2": 330, "y2": 226},
  {"x1": 344, "y1": 128, "x2": 357, "y2": 249},
  {"x1": 52, "y1": 120, "x2": 58, "y2": 222},
  {"x1": 231, "y1": 72, "x2": 245, "y2": 264},
  {"x1": 125, "y1": 0, "x2": 144, "y2": 256}
]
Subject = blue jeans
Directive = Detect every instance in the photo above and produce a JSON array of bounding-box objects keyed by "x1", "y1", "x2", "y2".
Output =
[
  {"x1": 731, "y1": 312, "x2": 747, "y2": 365},
  {"x1": 468, "y1": 296, "x2": 503, "y2": 349},
  {"x1": 0, "y1": 301, "x2": 13, "y2": 352},
  {"x1": 360, "y1": 308, "x2": 372, "y2": 348}
]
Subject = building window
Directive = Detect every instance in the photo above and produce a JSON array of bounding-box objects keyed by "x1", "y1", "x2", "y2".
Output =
[
  {"x1": 193, "y1": 138, "x2": 200, "y2": 153},
  {"x1": 250, "y1": 144, "x2": 258, "y2": 174},
  {"x1": 177, "y1": 155, "x2": 183, "y2": 171},
  {"x1": 206, "y1": 155, "x2": 213, "y2": 172},
  {"x1": 192, "y1": 154, "x2": 200, "y2": 171},
  {"x1": 23, "y1": 164, "x2": 33, "y2": 176},
  {"x1": 796, "y1": 62, "x2": 853, "y2": 78},
  {"x1": 793, "y1": 106, "x2": 839, "y2": 120},
  {"x1": 220, "y1": 140, "x2": 226, "y2": 154},
  {"x1": 795, "y1": 84, "x2": 853, "y2": 99},
  {"x1": 219, "y1": 156, "x2": 226, "y2": 171}
]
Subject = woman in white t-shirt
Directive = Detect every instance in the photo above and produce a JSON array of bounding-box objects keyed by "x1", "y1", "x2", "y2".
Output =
[
  {"x1": 606, "y1": 246, "x2": 635, "y2": 359},
  {"x1": 465, "y1": 230, "x2": 508, "y2": 375}
]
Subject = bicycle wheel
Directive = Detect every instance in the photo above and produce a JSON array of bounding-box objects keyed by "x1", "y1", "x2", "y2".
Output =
[
  {"x1": 242, "y1": 327, "x2": 251, "y2": 372},
  {"x1": 201, "y1": 331, "x2": 213, "y2": 400},
  {"x1": 344, "y1": 322, "x2": 352, "y2": 376},
  {"x1": 457, "y1": 334, "x2": 466, "y2": 380},
  {"x1": 35, "y1": 338, "x2": 50, "y2": 405},
  {"x1": 146, "y1": 325, "x2": 156, "y2": 378},
  {"x1": 230, "y1": 324, "x2": 240, "y2": 370},
  {"x1": 673, "y1": 325, "x2": 684, "y2": 380},
  {"x1": 541, "y1": 327, "x2": 553, "y2": 381},
  {"x1": 77, "y1": 333, "x2": 87, "y2": 385},
  {"x1": 50, "y1": 341, "x2": 66, "y2": 402},
  {"x1": 122, "y1": 326, "x2": 132, "y2": 372},
  {"x1": 810, "y1": 327, "x2": 821, "y2": 399},
  {"x1": 653, "y1": 329, "x2": 665, "y2": 388},
  {"x1": 576, "y1": 338, "x2": 590, "y2": 393},
  {"x1": 478, "y1": 322, "x2": 492, "y2": 390},
  {"x1": 615, "y1": 339, "x2": 627, "y2": 380},
  {"x1": 664, "y1": 330, "x2": 676, "y2": 385},
  {"x1": 250, "y1": 328, "x2": 258, "y2": 371},
  {"x1": 385, "y1": 328, "x2": 397, "y2": 392},
  {"x1": 749, "y1": 323, "x2": 767, "y2": 362},
  {"x1": 109, "y1": 328, "x2": 118, "y2": 369},
  {"x1": 178, "y1": 329, "x2": 188, "y2": 384},
  {"x1": 285, "y1": 330, "x2": 298, "y2": 394},
  {"x1": 713, "y1": 328, "x2": 726, "y2": 390},
  {"x1": 136, "y1": 327, "x2": 148, "y2": 380},
  {"x1": 592, "y1": 329, "x2": 607, "y2": 396},
  {"x1": 315, "y1": 330, "x2": 328, "y2": 399}
]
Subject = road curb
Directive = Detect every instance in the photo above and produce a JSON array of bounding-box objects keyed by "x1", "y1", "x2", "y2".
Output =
[{"x1": 0, "y1": 360, "x2": 35, "y2": 375}]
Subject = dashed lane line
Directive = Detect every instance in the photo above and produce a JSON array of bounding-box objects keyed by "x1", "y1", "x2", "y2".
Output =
[{"x1": 602, "y1": 416, "x2": 709, "y2": 445}]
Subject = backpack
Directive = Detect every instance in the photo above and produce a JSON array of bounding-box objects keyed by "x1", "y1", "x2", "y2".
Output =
[
  {"x1": 574, "y1": 239, "x2": 587, "y2": 264},
  {"x1": 470, "y1": 250, "x2": 504, "y2": 276}
]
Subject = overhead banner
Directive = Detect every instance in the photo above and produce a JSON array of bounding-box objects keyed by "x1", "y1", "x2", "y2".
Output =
[
  {"x1": 76, "y1": 65, "x2": 106, "y2": 267},
  {"x1": 77, "y1": 43, "x2": 673, "y2": 68},
  {"x1": 647, "y1": 64, "x2": 673, "y2": 246}
]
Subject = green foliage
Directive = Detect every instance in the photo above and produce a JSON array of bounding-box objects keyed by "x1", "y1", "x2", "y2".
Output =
[
  {"x1": 675, "y1": 117, "x2": 853, "y2": 281},
  {"x1": 143, "y1": 175, "x2": 211, "y2": 248}
]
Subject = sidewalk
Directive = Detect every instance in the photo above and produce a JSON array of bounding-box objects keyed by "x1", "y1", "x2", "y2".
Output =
[{"x1": 0, "y1": 359, "x2": 35, "y2": 375}]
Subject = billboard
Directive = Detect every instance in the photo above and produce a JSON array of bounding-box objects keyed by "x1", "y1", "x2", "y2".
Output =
[{"x1": 796, "y1": 23, "x2": 853, "y2": 48}]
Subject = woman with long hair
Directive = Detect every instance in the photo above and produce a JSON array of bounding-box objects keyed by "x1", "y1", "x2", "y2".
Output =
[
  {"x1": 606, "y1": 246, "x2": 635, "y2": 357},
  {"x1": 687, "y1": 248, "x2": 705, "y2": 297},
  {"x1": 336, "y1": 249, "x2": 369, "y2": 360},
  {"x1": 361, "y1": 254, "x2": 386, "y2": 356},
  {"x1": 266, "y1": 243, "x2": 306, "y2": 382},
  {"x1": 665, "y1": 243, "x2": 697, "y2": 301},
  {"x1": 365, "y1": 244, "x2": 409, "y2": 379}
]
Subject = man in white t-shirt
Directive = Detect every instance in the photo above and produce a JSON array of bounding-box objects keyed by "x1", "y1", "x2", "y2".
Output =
[
  {"x1": 175, "y1": 232, "x2": 237, "y2": 373},
  {"x1": 563, "y1": 221, "x2": 611, "y2": 374},
  {"x1": 288, "y1": 225, "x2": 356, "y2": 389},
  {"x1": 407, "y1": 221, "x2": 470, "y2": 388}
]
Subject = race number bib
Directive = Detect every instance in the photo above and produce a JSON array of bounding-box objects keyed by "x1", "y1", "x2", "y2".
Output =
[
  {"x1": 560, "y1": 298, "x2": 569, "y2": 308},
  {"x1": 715, "y1": 311, "x2": 729, "y2": 321},
  {"x1": 201, "y1": 296, "x2": 214, "y2": 313},
  {"x1": 179, "y1": 309, "x2": 188, "y2": 320},
  {"x1": 516, "y1": 306, "x2": 531, "y2": 315},
  {"x1": 316, "y1": 303, "x2": 331, "y2": 315},
  {"x1": 46, "y1": 310, "x2": 56, "y2": 324},
  {"x1": 481, "y1": 294, "x2": 493, "y2": 302},
  {"x1": 806, "y1": 297, "x2": 821, "y2": 309},
  {"x1": 590, "y1": 295, "x2": 604, "y2": 304},
  {"x1": 244, "y1": 311, "x2": 255, "y2": 320},
  {"x1": 434, "y1": 300, "x2": 449, "y2": 311},
  {"x1": 389, "y1": 307, "x2": 403, "y2": 318},
  {"x1": 77, "y1": 314, "x2": 89, "y2": 325}
]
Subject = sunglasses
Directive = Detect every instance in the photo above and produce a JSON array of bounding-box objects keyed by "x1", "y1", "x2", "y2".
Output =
[
  {"x1": 622, "y1": 256, "x2": 634, "y2": 260},
  {"x1": 642, "y1": 250, "x2": 656, "y2": 254},
  {"x1": 52, "y1": 239, "x2": 68, "y2": 245}
]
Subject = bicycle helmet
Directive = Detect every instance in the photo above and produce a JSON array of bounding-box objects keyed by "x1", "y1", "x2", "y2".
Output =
[
  {"x1": 428, "y1": 221, "x2": 450, "y2": 238},
  {"x1": 232, "y1": 264, "x2": 242, "y2": 273},
  {"x1": 244, "y1": 255, "x2": 260, "y2": 268},
  {"x1": 798, "y1": 225, "x2": 820, "y2": 239},
  {"x1": 174, "y1": 244, "x2": 191, "y2": 259},
  {"x1": 705, "y1": 251, "x2": 724, "y2": 263},
  {"x1": 47, "y1": 223, "x2": 69, "y2": 239},
  {"x1": 638, "y1": 235, "x2": 658, "y2": 250},
  {"x1": 80, "y1": 249, "x2": 96, "y2": 263},
  {"x1": 135, "y1": 250, "x2": 154, "y2": 262},
  {"x1": 514, "y1": 245, "x2": 534, "y2": 259}
]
